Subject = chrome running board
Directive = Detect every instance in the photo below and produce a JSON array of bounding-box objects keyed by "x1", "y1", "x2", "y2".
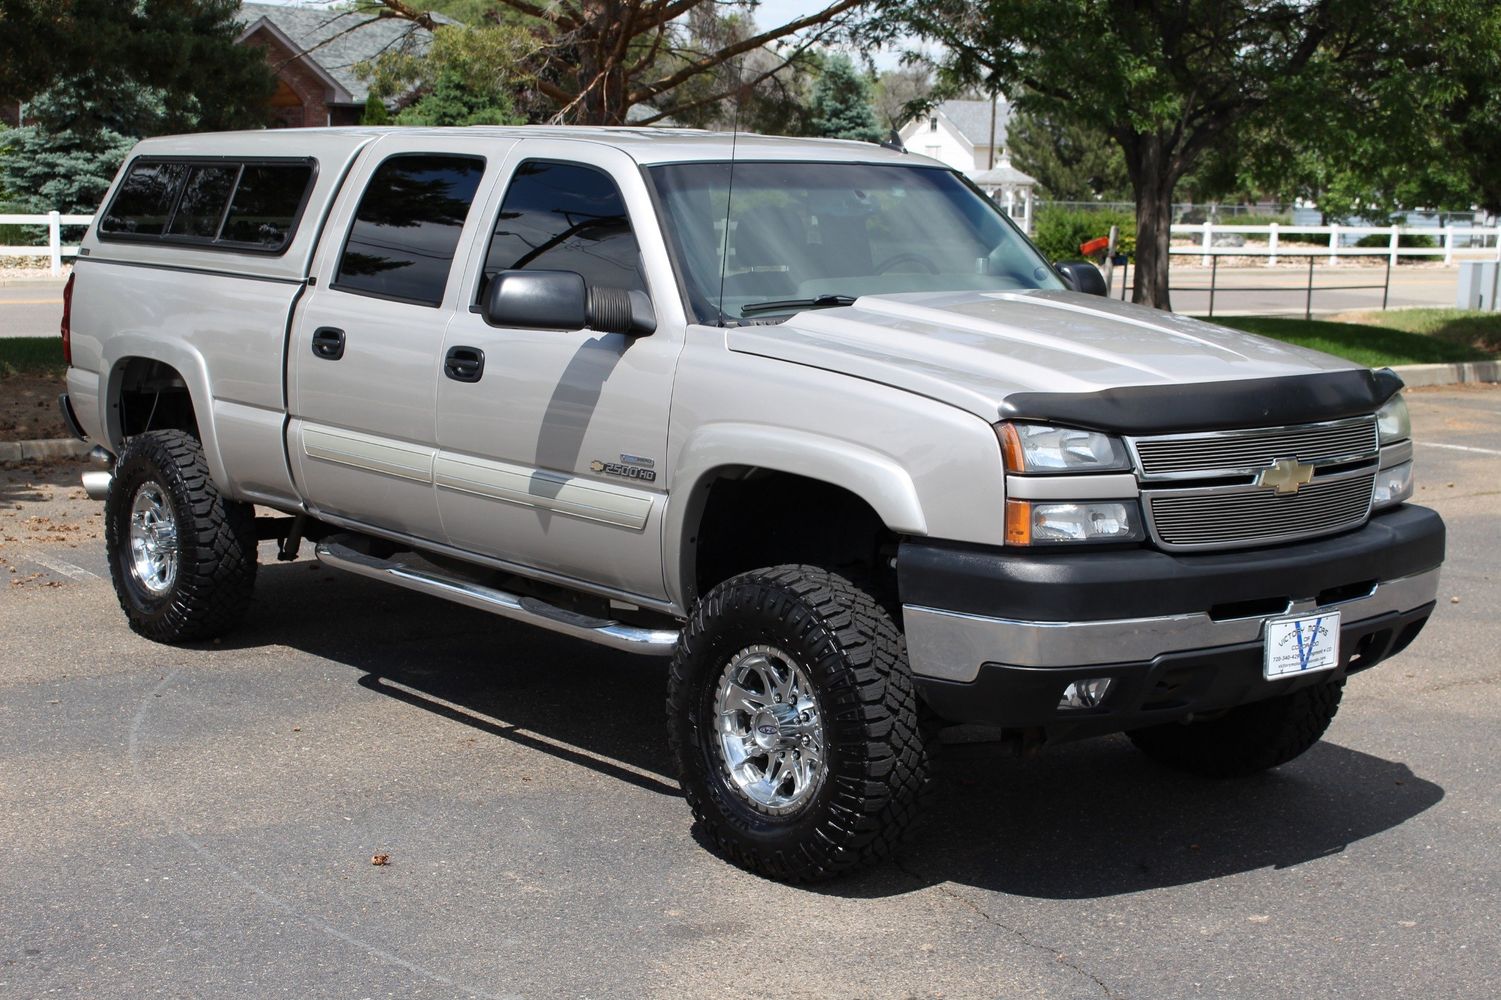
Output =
[{"x1": 314, "y1": 538, "x2": 680, "y2": 656}]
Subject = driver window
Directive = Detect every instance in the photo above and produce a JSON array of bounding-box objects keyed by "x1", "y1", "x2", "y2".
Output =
[{"x1": 480, "y1": 160, "x2": 648, "y2": 300}]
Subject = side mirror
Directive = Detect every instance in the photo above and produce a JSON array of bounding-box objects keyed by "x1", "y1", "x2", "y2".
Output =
[
  {"x1": 1054, "y1": 261, "x2": 1108, "y2": 297},
  {"x1": 481, "y1": 269, "x2": 655, "y2": 336}
]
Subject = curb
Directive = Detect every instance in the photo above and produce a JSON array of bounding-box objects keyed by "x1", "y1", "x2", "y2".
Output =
[
  {"x1": 1391, "y1": 361, "x2": 1501, "y2": 388},
  {"x1": 0, "y1": 438, "x2": 93, "y2": 462}
]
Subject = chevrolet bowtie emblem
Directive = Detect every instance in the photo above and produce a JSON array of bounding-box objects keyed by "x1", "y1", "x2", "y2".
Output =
[{"x1": 1257, "y1": 457, "x2": 1316, "y2": 495}]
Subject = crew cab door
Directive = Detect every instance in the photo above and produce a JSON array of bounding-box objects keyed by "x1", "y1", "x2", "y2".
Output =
[
  {"x1": 287, "y1": 135, "x2": 511, "y2": 540},
  {"x1": 434, "y1": 142, "x2": 685, "y2": 603}
]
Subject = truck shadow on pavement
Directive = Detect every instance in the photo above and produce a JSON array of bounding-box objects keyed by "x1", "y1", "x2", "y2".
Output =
[{"x1": 228, "y1": 560, "x2": 1445, "y2": 900}]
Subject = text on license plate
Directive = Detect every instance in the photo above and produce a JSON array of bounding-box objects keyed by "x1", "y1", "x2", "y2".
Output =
[{"x1": 1263, "y1": 611, "x2": 1341, "y2": 679}]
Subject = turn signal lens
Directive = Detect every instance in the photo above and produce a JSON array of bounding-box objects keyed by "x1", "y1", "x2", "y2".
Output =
[
  {"x1": 61, "y1": 271, "x2": 75, "y2": 366},
  {"x1": 1006, "y1": 500, "x2": 1144, "y2": 545},
  {"x1": 1373, "y1": 460, "x2": 1414, "y2": 509}
]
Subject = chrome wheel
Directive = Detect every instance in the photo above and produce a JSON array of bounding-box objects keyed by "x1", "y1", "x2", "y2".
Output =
[
  {"x1": 713, "y1": 644, "x2": 827, "y2": 814},
  {"x1": 127, "y1": 482, "x2": 178, "y2": 596}
]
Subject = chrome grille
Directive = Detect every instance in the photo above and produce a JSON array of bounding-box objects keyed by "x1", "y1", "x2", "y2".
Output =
[
  {"x1": 1147, "y1": 472, "x2": 1376, "y2": 548},
  {"x1": 1132, "y1": 417, "x2": 1378, "y2": 479}
]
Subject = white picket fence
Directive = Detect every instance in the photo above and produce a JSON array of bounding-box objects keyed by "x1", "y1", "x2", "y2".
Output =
[
  {"x1": 1169, "y1": 222, "x2": 1501, "y2": 267},
  {"x1": 0, "y1": 212, "x2": 94, "y2": 276}
]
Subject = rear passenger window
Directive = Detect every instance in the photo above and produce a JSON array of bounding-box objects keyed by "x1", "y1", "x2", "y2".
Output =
[
  {"x1": 482, "y1": 161, "x2": 647, "y2": 296},
  {"x1": 98, "y1": 157, "x2": 314, "y2": 253},
  {"x1": 334, "y1": 154, "x2": 485, "y2": 307},
  {"x1": 100, "y1": 162, "x2": 188, "y2": 237}
]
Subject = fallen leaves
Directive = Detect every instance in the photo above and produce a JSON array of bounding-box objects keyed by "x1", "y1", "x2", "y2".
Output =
[{"x1": 371, "y1": 852, "x2": 391, "y2": 866}]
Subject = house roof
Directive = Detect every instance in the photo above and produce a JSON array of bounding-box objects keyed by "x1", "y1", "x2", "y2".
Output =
[
  {"x1": 237, "y1": 2, "x2": 438, "y2": 105},
  {"x1": 933, "y1": 98, "x2": 1012, "y2": 149}
]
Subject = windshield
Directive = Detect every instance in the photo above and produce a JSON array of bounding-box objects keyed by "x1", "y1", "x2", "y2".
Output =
[{"x1": 647, "y1": 160, "x2": 1064, "y2": 324}]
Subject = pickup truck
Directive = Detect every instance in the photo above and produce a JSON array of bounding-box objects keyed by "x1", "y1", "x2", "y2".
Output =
[{"x1": 60, "y1": 126, "x2": 1445, "y2": 882}]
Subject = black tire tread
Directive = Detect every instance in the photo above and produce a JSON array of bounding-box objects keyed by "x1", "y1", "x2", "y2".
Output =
[
  {"x1": 105, "y1": 430, "x2": 257, "y2": 643},
  {"x1": 1127, "y1": 679, "x2": 1344, "y2": 778},
  {"x1": 667, "y1": 565, "x2": 929, "y2": 882}
]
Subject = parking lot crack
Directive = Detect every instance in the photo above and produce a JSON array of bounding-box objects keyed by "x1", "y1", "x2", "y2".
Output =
[{"x1": 894, "y1": 861, "x2": 1121, "y2": 998}]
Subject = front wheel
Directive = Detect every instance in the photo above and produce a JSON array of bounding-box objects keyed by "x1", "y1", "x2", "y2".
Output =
[
  {"x1": 667, "y1": 565, "x2": 928, "y2": 882},
  {"x1": 105, "y1": 430, "x2": 257, "y2": 643},
  {"x1": 1127, "y1": 678, "x2": 1345, "y2": 778}
]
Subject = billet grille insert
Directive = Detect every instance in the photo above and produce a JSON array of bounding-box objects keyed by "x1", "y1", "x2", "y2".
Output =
[
  {"x1": 1133, "y1": 417, "x2": 1378, "y2": 478},
  {"x1": 1147, "y1": 473, "x2": 1376, "y2": 548}
]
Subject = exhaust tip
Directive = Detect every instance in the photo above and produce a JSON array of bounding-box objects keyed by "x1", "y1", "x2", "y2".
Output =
[{"x1": 81, "y1": 470, "x2": 112, "y2": 501}]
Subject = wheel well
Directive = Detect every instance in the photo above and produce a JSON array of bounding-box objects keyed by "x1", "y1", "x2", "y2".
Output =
[
  {"x1": 113, "y1": 358, "x2": 198, "y2": 441},
  {"x1": 691, "y1": 469, "x2": 899, "y2": 612}
]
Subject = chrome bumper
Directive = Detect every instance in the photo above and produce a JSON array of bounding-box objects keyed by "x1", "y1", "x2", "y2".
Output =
[{"x1": 903, "y1": 567, "x2": 1441, "y2": 683}]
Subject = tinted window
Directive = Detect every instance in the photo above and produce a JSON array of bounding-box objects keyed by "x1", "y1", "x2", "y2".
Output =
[
  {"x1": 335, "y1": 155, "x2": 485, "y2": 306},
  {"x1": 166, "y1": 164, "x2": 238, "y2": 238},
  {"x1": 220, "y1": 164, "x2": 315, "y2": 249},
  {"x1": 98, "y1": 158, "x2": 314, "y2": 252},
  {"x1": 100, "y1": 162, "x2": 187, "y2": 237},
  {"x1": 483, "y1": 162, "x2": 646, "y2": 296}
]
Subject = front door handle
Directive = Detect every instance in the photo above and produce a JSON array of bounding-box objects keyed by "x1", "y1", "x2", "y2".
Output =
[
  {"x1": 311, "y1": 327, "x2": 345, "y2": 360},
  {"x1": 444, "y1": 346, "x2": 485, "y2": 383}
]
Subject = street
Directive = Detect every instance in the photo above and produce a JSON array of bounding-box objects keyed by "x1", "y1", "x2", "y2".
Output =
[{"x1": 1, "y1": 387, "x2": 1497, "y2": 999}]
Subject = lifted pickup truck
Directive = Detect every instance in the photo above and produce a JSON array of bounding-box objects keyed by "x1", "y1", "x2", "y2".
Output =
[{"x1": 61, "y1": 126, "x2": 1444, "y2": 881}]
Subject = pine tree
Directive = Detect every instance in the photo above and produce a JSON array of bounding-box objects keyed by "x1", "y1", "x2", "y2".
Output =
[{"x1": 809, "y1": 54, "x2": 882, "y2": 143}]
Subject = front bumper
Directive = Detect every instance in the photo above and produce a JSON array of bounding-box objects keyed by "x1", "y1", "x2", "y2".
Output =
[{"x1": 899, "y1": 504, "x2": 1444, "y2": 735}]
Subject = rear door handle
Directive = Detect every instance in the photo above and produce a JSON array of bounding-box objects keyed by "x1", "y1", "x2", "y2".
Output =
[
  {"x1": 311, "y1": 327, "x2": 345, "y2": 360},
  {"x1": 444, "y1": 346, "x2": 485, "y2": 383}
]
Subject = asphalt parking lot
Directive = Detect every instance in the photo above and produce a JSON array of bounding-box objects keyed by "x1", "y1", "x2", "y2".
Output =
[{"x1": 1, "y1": 386, "x2": 1497, "y2": 1000}]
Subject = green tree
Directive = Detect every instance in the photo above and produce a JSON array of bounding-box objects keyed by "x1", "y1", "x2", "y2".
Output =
[
  {"x1": 365, "y1": 0, "x2": 884, "y2": 125},
  {"x1": 362, "y1": 93, "x2": 392, "y2": 126},
  {"x1": 1007, "y1": 106, "x2": 1129, "y2": 201},
  {"x1": 809, "y1": 53, "x2": 881, "y2": 142},
  {"x1": 360, "y1": 21, "x2": 532, "y2": 125},
  {"x1": 872, "y1": 64, "x2": 933, "y2": 131},
  {"x1": 1, "y1": 0, "x2": 272, "y2": 126},
  {"x1": 0, "y1": 77, "x2": 158, "y2": 214},
  {"x1": 897, "y1": 0, "x2": 1491, "y2": 310}
]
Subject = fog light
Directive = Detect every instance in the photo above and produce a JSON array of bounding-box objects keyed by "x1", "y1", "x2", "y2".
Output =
[
  {"x1": 1372, "y1": 460, "x2": 1414, "y2": 509},
  {"x1": 1059, "y1": 677, "x2": 1114, "y2": 710}
]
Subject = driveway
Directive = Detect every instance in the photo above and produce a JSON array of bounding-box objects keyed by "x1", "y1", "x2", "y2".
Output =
[{"x1": 2, "y1": 387, "x2": 1497, "y2": 999}]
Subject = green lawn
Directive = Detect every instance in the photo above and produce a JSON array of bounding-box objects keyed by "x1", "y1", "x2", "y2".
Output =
[
  {"x1": 0, "y1": 336, "x2": 67, "y2": 377},
  {"x1": 1210, "y1": 310, "x2": 1500, "y2": 368}
]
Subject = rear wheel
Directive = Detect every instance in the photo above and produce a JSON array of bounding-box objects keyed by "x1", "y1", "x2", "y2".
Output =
[
  {"x1": 1127, "y1": 679, "x2": 1344, "y2": 778},
  {"x1": 105, "y1": 430, "x2": 257, "y2": 643},
  {"x1": 667, "y1": 565, "x2": 928, "y2": 881}
]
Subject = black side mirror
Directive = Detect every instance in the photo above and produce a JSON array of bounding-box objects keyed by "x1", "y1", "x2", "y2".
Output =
[
  {"x1": 481, "y1": 269, "x2": 655, "y2": 336},
  {"x1": 1054, "y1": 261, "x2": 1108, "y2": 297}
]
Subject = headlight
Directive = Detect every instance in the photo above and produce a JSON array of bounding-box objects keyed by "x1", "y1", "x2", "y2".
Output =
[
  {"x1": 1005, "y1": 500, "x2": 1145, "y2": 545},
  {"x1": 1377, "y1": 394, "x2": 1410, "y2": 445},
  {"x1": 998, "y1": 422, "x2": 1132, "y2": 473}
]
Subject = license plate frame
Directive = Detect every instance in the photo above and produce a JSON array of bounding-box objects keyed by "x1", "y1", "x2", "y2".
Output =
[{"x1": 1263, "y1": 611, "x2": 1341, "y2": 679}]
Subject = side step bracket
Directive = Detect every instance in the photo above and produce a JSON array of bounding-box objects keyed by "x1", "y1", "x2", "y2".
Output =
[{"x1": 314, "y1": 537, "x2": 680, "y2": 656}]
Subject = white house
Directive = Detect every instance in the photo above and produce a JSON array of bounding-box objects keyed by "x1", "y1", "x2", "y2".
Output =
[{"x1": 899, "y1": 97, "x2": 1037, "y2": 232}]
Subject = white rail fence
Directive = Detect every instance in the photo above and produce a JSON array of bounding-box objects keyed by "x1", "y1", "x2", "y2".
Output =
[
  {"x1": 1169, "y1": 223, "x2": 1501, "y2": 267},
  {"x1": 5, "y1": 213, "x2": 1501, "y2": 277},
  {"x1": 0, "y1": 212, "x2": 93, "y2": 276}
]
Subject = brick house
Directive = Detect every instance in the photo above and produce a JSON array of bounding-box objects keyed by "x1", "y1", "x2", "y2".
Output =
[{"x1": 237, "y1": 2, "x2": 435, "y2": 128}]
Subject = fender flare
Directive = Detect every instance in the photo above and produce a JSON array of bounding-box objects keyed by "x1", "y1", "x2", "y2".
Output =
[
  {"x1": 99, "y1": 335, "x2": 230, "y2": 492},
  {"x1": 664, "y1": 422, "x2": 928, "y2": 610}
]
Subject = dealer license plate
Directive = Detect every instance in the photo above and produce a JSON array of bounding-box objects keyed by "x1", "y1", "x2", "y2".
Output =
[{"x1": 1263, "y1": 611, "x2": 1341, "y2": 679}]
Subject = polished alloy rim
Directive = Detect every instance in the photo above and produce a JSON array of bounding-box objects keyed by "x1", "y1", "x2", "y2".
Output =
[
  {"x1": 713, "y1": 644, "x2": 827, "y2": 814},
  {"x1": 127, "y1": 482, "x2": 178, "y2": 596}
]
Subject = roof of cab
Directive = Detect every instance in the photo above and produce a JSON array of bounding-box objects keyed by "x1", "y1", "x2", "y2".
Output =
[{"x1": 128, "y1": 126, "x2": 941, "y2": 169}]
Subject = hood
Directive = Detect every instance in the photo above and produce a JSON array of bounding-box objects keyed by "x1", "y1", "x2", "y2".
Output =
[{"x1": 727, "y1": 289, "x2": 1363, "y2": 423}]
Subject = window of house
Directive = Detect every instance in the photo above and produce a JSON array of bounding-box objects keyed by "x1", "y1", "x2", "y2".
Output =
[
  {"x1": 480, "y1": 161, "x2": 647, "y2": 299},
  {"x1": 334, "y1": 154, "x2": 486, "y2": 307},
  {"x1": 929, "y1": 117, "x2": 938, "y2": 131},
  {"x1": 98, "y1": 157, "x2": 315, "y2": 253}
]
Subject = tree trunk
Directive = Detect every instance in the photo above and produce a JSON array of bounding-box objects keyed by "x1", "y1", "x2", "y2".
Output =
[{"x1": 1122, "y1": 131, "x2": 1177, "y2": 311}]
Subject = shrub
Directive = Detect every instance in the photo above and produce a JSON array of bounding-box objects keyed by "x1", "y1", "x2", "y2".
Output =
[
  {"x1": 1032, "y1": 205, "x2": 1137, "y2": 261},
  {"x1": 1354, "y1": 231, "x2": 1440, "y2": 263}
]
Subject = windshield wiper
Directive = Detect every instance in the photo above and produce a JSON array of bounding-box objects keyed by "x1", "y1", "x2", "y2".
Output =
[{"x1": 739, "y1": 294, "x2": 858, "y2": 317}]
